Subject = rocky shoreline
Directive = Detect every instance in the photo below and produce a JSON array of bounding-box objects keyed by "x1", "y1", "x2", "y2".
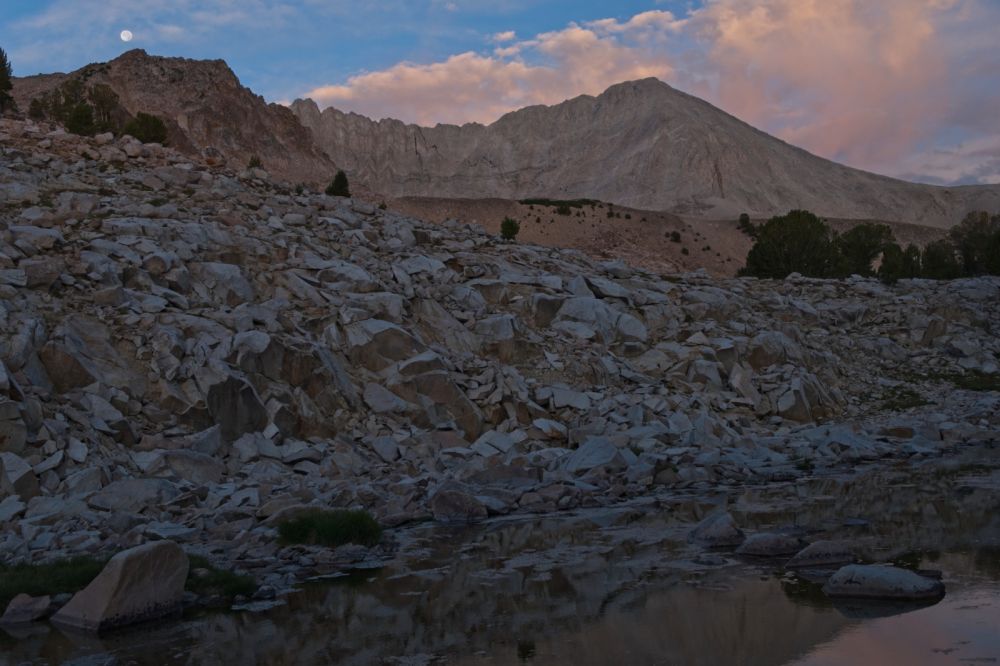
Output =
[{"x1": 1, "y1": 117, "x2": 999, "y2": 604}]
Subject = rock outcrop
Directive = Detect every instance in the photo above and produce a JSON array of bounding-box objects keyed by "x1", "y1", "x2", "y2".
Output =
[{"x1": 12, "y1": 50, "x2": 335, "y2": 186}]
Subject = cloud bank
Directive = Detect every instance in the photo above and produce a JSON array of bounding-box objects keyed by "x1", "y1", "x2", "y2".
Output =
[{"x1": 303, "y1": 1, "x2": 1000, "y2": 185}]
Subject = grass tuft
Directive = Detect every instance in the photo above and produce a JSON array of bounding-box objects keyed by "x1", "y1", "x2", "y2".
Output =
[
  {"x1": 186, "y1": 555, "x2": 257, "y2": 598},
  {"x1": 0, "y1": 556, "x2": 106, "y2": 608},
  {"x1": 277, "y1": 509, "x2": 382, "y2": 548}
]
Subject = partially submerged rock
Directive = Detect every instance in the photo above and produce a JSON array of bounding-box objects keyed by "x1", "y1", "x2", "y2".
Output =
[
  {"x1": 823, "y1": 564, "x2": 945, "y2": 601},
  {"x1": 689, "y1": 512, "x2": 745, "y2": 548},
  {"x1": 785, "y1": 540, "x2": 856, "y2": 569},
  {"x1": 51, "y1": 541, "x2": 189, "y2": 632},
  {"x1": 0, "y1": 594, "x2": 51, "y2": 624}
]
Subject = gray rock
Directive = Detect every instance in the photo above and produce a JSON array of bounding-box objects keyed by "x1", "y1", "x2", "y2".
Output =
[
  {"x1": 735, "y1": 533, "x2": 804, "y2": 557},
  {"x1": 786, "y1": 540, "x2": 856, "y2": 569},
  {"x1": 562, "y1": 437, "x2": 625, "y2": 474},
  {"x1": 0, "y1": 452, "x2": 40, "y2": 500},
  {"x1": 0, "y1": 594, "x2": 51, "y2": 624},
  {"x1": 52, "y1": 541, "x2": 189, "y2": 632},
  {"x1": 430, "y1": 482, "x2": 488, "y2": 523},
  {"x1": 87, "y1": 478, "x2": 180, "y2": 513},
  {"x1": 689, "y1": 512, "x2": 745, "y2": 548},
  {"x1": 823, "y1": 564, "x2": 945, "y2": 601}
]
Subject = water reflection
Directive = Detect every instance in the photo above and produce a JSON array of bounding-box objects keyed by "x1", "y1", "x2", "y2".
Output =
[{"x1": 2, "y1": 446, "x2": 998, "y2": 666}]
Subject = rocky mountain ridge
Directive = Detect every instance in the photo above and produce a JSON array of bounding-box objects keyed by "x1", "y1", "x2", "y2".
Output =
[
  {"x1": 13, "y1": 50, "x2": 1000, "y2": 228},
  {"x1": 292, "y1": 78, "x2": 1000, "y2": 228},
  {"x1": 1, "y1": 117, "x2": 998, "y2": 596}
]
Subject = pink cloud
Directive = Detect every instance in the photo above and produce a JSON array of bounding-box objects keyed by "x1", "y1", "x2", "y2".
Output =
[
  {"x1": 300, "y1": 1, "x2": 1000, "y2": 182},
  {"x1": 303, "y1": 17, "x2": 674, "y2": 126}
]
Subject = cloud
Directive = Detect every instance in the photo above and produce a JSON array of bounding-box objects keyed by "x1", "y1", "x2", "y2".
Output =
[
  {"x1": 683, "y1": 0, "x2": 957, "y2": 173},
  {"x1": 302, "y1": 1, "x2": 1000, "y2": 185},
  {"x1": 303, "y1": 15, "x2": 675, "y2": 125}
]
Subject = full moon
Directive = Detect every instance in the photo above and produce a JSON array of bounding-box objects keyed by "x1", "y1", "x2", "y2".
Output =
[{"x1": 120, "y1": 30, "x2": 133, "y2": 42}]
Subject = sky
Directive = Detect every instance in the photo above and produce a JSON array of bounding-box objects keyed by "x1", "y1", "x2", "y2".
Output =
[{"x1": 2, "y1": 0, "x2": 999, "y2": 186}]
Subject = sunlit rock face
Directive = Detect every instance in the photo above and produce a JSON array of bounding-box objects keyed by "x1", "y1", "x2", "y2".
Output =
[{"x1": 291, "y1": 79, "x2": 1000, "y2": 227}]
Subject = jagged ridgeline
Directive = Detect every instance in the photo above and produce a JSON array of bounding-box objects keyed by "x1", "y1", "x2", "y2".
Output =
[
  {"x1": 12, "y1": 49, "x2": 335, "y2": 185},
  {"x1": 11, "y1": 49, "x2": 1000, "y2": 226}
]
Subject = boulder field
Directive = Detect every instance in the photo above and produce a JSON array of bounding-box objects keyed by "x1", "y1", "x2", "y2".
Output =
[{"x1": 0, "y1": 117, "x2": 999, "y2": 595}]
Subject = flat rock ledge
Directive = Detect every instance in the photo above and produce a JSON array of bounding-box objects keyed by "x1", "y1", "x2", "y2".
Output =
[{"x1": 51, "y1": 540, "x2": 188, "y2": 632}]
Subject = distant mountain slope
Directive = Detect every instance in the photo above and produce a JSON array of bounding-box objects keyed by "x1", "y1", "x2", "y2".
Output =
[
  {"x1": 291, "y1": 79, "x2": 1000, "y2": 228},
  {"x1": 11, "y1": 51, "x2": 999, "y2": 226},
  {"x1": 12, "y1": 50, "x2": 335, "y2": 184}
]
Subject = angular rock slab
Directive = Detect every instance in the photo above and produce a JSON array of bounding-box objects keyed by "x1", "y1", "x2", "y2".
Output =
[
  {"x1": 823, "y1": 565, "x2": 945, "y2": 601},
  {"x1": 52, "y1": 541, "x2": 189, "y2": 632},
  {"x1": 688, "y1": 511, "x2": 745, "y2": 548},
  {"x1": 430, "y1": 483, "x2": 488, "y2": 523},
  {"x1": 0, "y1": 594, "x2": 51, "y2": 624}
]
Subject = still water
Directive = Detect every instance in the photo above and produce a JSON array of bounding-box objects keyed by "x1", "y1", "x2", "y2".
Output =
[{"x1": 3, "y1": 445, "x2": 999, "y2": 665}]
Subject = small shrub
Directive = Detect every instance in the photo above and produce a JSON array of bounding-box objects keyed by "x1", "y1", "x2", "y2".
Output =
[
  {"x1": 556, "y1": 204, "x2": 571, "y2": 216},
  {"x1": 326, "y1": 170, "x2": 351, "y2": 197},
  {"x1": 500, "y1": 216, "x2": 520, "y2": 241},
  {"x1": 670, "y1": 231, "x2": 682, "y2": 243},
  {"x1": 681, "y1": 247, "x2": 689, "y2": 255},
  {"x1": 378, "y1": 201, "x2": 387, "y2": 210},
  {"x1": 248, "y1": 155, "x2": 262, "y2": 169},
  {"x1": 123, "y1": 112, "x2": 168, "y2": 144},
  {"x1": 737, "y1": 213, "x2": 756, "y2": 237},
  {"x1": 277, "y1": 509, "x2": 382, "y2": 548},
  {"x1": 624, "y1": 213, "x2": 631, "y2": 220}
]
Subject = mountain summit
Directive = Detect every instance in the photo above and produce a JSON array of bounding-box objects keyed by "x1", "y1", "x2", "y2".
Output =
[{"x1": 292, "y1": 78, "x2": 999, "y2": 227}]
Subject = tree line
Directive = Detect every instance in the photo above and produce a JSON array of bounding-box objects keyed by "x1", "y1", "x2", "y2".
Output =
[{"x1": 739, "y1": 210, "x2": 1000, "y2": 282}]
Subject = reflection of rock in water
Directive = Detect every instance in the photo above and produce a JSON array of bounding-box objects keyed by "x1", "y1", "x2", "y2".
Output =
[
  {"x1": 831, "y1": 598, "x2": 941, "y2": 620},
  {"x1": 3, "y1": 447, "x2": 1000, "y2": 664},
  {"x1": 731, "y1": 449, "x2": 1000, "y2": 560}
]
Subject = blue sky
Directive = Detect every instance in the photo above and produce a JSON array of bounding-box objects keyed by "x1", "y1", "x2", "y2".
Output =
[
  {"x1": 2, "y1": 0, "x2": 694, "y2": 101},
  {"x1": 3, "y1": 1, "x2": 999, "y2": 187}
]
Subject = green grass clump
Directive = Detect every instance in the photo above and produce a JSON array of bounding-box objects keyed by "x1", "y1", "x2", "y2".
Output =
[
  {"x1": 186, "y1": 555, "x2": 256, "y2": 598},
  {"x1": 277, "y1": 509, "x2": 382, "y2": 548},
  {"x1": 881, "y1": 386, "x2": 930, "y2": 411},
  {"x1": 950, "y1": 371, "x2": 1000, "y2": 392},
  {"x1": 0, "y1": 556, "x2": 106, "y2": 607}
]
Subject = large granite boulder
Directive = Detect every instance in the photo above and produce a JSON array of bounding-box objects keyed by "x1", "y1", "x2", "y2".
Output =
[
  {"x1": 52, "y1": 541, "x2": 189, "y2": 632},
  {"x1": 823, "y1": 564, "x2": 945, "y2": 601}
]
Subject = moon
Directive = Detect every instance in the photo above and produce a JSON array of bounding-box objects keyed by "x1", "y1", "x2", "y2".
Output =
[{"x1": 120, "y1": 30, "x2": 133, "y2": 42}]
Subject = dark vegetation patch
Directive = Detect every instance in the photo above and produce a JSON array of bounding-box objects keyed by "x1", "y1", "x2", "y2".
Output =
[
  {"x1": 277, "y1": 509, "x2": 383, "y2": 548},
  {"x1": 0, "y1": 556, "x2": 105, "y2": 608}
]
